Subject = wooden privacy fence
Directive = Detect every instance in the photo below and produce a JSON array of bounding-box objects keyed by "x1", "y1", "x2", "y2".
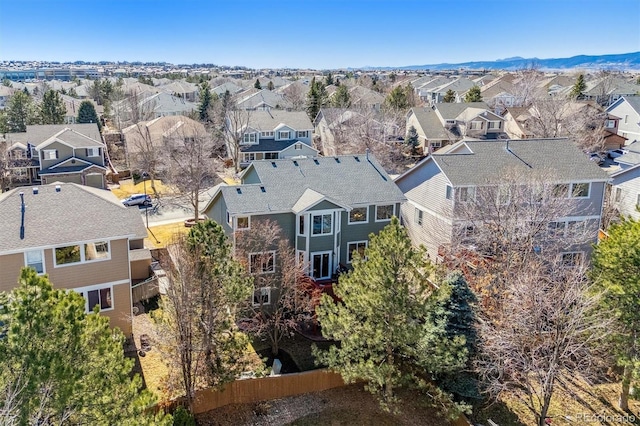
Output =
[
  {"x1": 172, "y1": 369, "x2": 344, "y2": 414},
  {"x1": 131, "y1": 276, "x2": 159, "y2": 305},
  {"x1": 165, "y1": 369, "x2": 472, "y2": 425}
]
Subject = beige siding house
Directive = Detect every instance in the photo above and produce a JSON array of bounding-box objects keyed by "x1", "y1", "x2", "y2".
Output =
[{"x1": 0, "y1": 183, "x2": 149, "y2": 337}]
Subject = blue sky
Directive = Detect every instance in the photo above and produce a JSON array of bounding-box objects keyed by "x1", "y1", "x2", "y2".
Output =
[{"x1": 1, "y1": 0, "x2": 638, "y2": 69}]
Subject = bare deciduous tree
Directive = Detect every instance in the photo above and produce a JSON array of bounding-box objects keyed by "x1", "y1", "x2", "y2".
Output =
[
  {"x1": 476, "y1": 260, "x2": 611, "y2": 426},
  {"x1": 224, "y1": 106, "x2": 252, "y2": 173},
  {"x1": 153, "y1": 223, "x2": 252, "y2": 411},
  {"x1": 164, "y1": 121, "x2": 223, "y2": 220},
  {"x1": 281, "y1": 82, "x2": 307, "y2": 111},
  {"x1": 234, "y1": 219, "x2": 318, "y2": 356},
  {"x1": 446, "y1": 168, "x2": 599, "y2": 310}
]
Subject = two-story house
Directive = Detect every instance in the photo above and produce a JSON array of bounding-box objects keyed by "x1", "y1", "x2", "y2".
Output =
[
  {"x1": 4, "y1": 123, "x2": 107, "y2": 189},
  {"x1": 606, "y1": 96, "x2": 640, "y2": 144},
  {"x1": 202, "y1": 154, "x2": 406, "y2": 289},
  {"x1": 0, "y1": 183, "x2": 151, "y2": 337},
  {"x1": 395, "y1": 138, "x2": 610, "y2": 262},
  {"x1": 229, "y1": 110, "x2": 318, "y2": 168},
  {"x1": 434, "y1": 102, "x2": 506, "y2": 140},
  {"x1": 609, "y1": 140, "x2": 640, "y2": 220},
  {"x1": 405, "y1": 107, "x2": 453, "y2": 153}
]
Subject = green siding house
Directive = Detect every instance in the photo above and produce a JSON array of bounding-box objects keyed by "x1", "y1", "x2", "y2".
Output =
[{"x1": 202, "y1": 154, "x2": 406, "y2": 282}]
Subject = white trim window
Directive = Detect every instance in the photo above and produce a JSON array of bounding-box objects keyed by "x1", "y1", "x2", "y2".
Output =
[
  {"x1": 236, "y1": 216, "x2": 250, "y2": 230},
  {"x1": 54, "y1": 241, "x2": 110, "y2": 267},
  {"x1": 348, "y1": 207, "x2": 368, "y2": 224},
  {"x1": 24, "y1": 249, "x2": 45, "y2": 274},
  {"x1": 468, "y1": 121, "x2": 483, "y2": 130},
  {"x1": 86, "y1": 147, "x2": 100, "y2": 157},
  {"x1": 457, "y1": 187, "x2": 476, "y2": 203},
  {"x1": 261, "y1": 131, "x2": 274, "y2": 138},
  {"x1": 42, "y1": 149, "x2": 58, "y2": 160},
  {"x1": 226, "y1": 210, "x2": 232, "y2": 227},
  {"x1": 75, "y1": 284, "x2": 114, "y2": 313},
  {"x1": 446, "y1": 185, "x2": 453, "y2": 200},
  {"x1": 249, "y1": 251, "x2": 276, "y2": 274},
  {"x1": 570, "y1": 183, "x2": 590, "y2": 198},
  {"x1": 242, "y1": 132, "x2": 257, "y2": 144},
  {"x1": 614, "y1": 187, "x2": 622, "y2": 203},
  {"x1": 253, "y1": 287, "x2": 271, "y2": 306},
  {"x1": 243, "y1": 152, "x2": 256, "y2": 162},
  {"x1": 312, "y1": 213, "x2": 333, "y2": 235},
  {"x1": 606, "y1": 120, "x2": 616, "y2": 129},
  {"x1": 488, "y1": 121, "x2": 501, "y2": 129},
  {"x1": 347, "y1": 241, "x2": 368, "y2": 263},
  {"x1": 294, "y1": 143, "x2": 302, "y2": 150},
  {"x1": 297, "y1": 215, "x2": 307, "y2": 236},
  {"x1": 296, "y1": 130, "x2": 309, "y2": 138},
  {"x1": 375, "y1": 204, "x2": 394, "y2": 222},
  {"x1": 264, "y1": 152, "x2": 278, "y2": 160},
  {"x1": 277, "y1": 130, "x2": 291, "y2": 140},
  {"x1": 414, "y1": 207, "x2": 423, "y2": 226}
]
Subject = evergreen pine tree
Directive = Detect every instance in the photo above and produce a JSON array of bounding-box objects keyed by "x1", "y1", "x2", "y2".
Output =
[
  {"x1": 0, "y1": 268, "x2": 171, "y2": 425},
  {"x1": 5, "y1": 91, "x2": 35, "y2": 132},
  {"x1": 570, "y1": 74, "x2": 587, "y2": 99},
  {"x1": 591, "y1": 216, "x2": 640, "y2": 410},
  {"x1": 40, "y1": 89, "x2": 66, "y2": 125},
  {"x1": 198, "y1": 82, "x2": 212, "y2": 122},
  {"x1": 464, "y1": 86, "x2": 482, "y2": 103},
  {"x1": 331, "y1": 84, "x2": 351, "y2": 108},
  {"x1": 315, "y1": 218, "x2": 468, "y2": 415},
  {"x1": 254, "y1": 79, "x2": 262, "y2": 89},
  {"x1": 325, "y1": 72, "x2": 334, "y2": 86},
  {"x1": 443, "y1": 89, "x2": 456, "y2": 103},
  {"x1": 305, "y1": 77, "x2": 328, "y2": 121},
  {"x1": 405, "y1": 125, "x2": 419, "y2": 155},
  {"x1": 267, "y1": 81, "x2": 275, "y2": 91},
  {"x1": 77, "y1": 100, "x2": 101, "y2": 130}
]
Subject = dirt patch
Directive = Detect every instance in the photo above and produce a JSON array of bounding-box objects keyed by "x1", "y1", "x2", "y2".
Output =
[{"x1": 195, "y1": 383, "x2": 450, "y2": 426}]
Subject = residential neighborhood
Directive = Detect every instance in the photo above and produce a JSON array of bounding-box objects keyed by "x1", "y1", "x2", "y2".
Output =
[{"x1": 1, "y1": 1, "x2": 640, "y2": 425}]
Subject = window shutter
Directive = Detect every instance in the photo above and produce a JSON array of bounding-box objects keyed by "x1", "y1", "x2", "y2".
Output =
[{"x1": 55, "y1": 150, "x2": 59, "y2": 159}]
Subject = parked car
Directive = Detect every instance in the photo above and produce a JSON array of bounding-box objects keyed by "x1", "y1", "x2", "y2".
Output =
[
  {"x1": 608, "y1": 148, "x2": 629, "y2": 159},
  {"x1": 122, "y1": 194, "x2": 152, "y2": 207}
]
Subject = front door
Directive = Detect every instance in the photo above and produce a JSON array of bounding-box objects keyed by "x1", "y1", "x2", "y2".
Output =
[{"x1": 311, "y1": 251, "x2": 332, "y2": 280}]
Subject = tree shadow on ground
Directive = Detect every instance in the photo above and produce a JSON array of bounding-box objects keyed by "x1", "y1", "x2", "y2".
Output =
[{"x1": 471, "y1": 400, "x2": 526, "y2": 426}]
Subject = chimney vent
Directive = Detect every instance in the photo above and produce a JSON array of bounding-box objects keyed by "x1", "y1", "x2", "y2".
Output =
[
  {"x1": 55, "y1": 185, "x2": 61, "y2": 192},
  {"x1": 32, "y1": 187, "x2": 38, "y2": 195}
]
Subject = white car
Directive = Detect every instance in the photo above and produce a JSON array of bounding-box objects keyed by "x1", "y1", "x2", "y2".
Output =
[{"x1": 608, "y1": 148, "x2": 629, "y2": 159}]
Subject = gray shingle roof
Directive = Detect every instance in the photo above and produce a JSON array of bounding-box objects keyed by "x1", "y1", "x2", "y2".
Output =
[
  {"x1": 217, "y1": 154, "x2": 406, "y2": 215},
  {"x1": 434, "y1": 102, "x2": 490, "y2": 120},
  {"x1": 0, "y1": 183, "x2": 147, "y2": 254},
  {"x1": 3, "y1": 124, "x2": 102, "y2": 147},
  {"x1": 431, "y1": 138, "x2": 610, "y2": 186},
  {"x1": 409, "y1": 108, "x2": 450, "y2": 140},
  {"x1": 42, "y1": 128, "x2": 104, "y2": 149},
  {"x1": 244, "y1": 110, "x2": 313, "y2": 132}
]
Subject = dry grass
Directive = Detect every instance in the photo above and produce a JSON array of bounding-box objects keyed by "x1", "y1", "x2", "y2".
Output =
[
  {"x1": 132, "y1": 313, "x2": 171, "y2": 400},
  {"x1": 111, "y1": 179, "x2": 175, "y2": 199},
  {"x1": 475, "y1": 375, "x2": 640, "y2": 425},
  {"x1": 145, "y1": 222, "x2": 189, "y2": 249}
]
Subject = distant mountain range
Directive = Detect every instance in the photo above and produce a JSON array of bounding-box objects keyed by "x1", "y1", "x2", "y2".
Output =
[{"x1": 384, "y1": 52, "x2": 640, "y2": 71}]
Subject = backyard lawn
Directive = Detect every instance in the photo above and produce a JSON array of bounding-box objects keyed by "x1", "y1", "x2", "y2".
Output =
[{"x1": 145, "y1": 222, "x2": 189, "y2": 249}]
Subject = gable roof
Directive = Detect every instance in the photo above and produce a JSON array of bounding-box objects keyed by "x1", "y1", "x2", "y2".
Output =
[
  {"x1": 408, "y1": 108, "x2": 451, "y2": 140},
  {"x1": 243, "y1": 110, "x2": 313, "y2": 132},
  {"x1": 2, "y1": 124, "x2": 102, "y2": 147},
  {"x1": 425, "y1": 138, "x2": 609, "y2": 186},
  {"x1": 0, "y1": 183, "x2": 147, "y2": 254},
  {"x1": 434, "y1": 102, "x2": 490, "y2": 120},
  {"x1": 39, "y1": 128, "x2": 104, "y2": 150},
  {"x1": 209, "y1": 154, "x2": 406, "y2": 215},
  {"x1": 608, "y1": 95, "x2": 640, "y2": 115}
]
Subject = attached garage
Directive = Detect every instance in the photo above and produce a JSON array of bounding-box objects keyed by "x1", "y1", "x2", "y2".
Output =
[
  {"x1": 85, "y1": 173, "x2": 105, "y2": 189},
  {"x1": 43, "y1": 174, "x2": 82, "y2": 185}
]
